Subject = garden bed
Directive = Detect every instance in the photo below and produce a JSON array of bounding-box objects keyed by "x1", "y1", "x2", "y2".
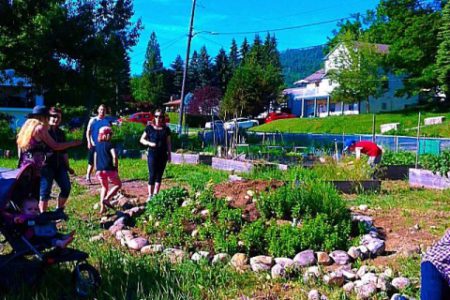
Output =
[
  {"x1": 329, "y1": 180, "x2": 382, "y2": 194},
  {"x1": 170, "y1": 153, "x2": 214, "y2": 165},
  {"x1": 409, "y1": 168, "x2": 450, "y2": 190},
  {"x1": 378, "y1": 165, "x2": 414, "y2": 180},
  {"x1": 212, "y1": 157, "x2": 289, "y2": 173}
]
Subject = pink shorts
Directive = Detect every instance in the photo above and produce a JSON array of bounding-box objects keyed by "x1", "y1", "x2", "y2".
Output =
[{"x1": 96, "y1": 170, "x2": 121, "y2": 188}]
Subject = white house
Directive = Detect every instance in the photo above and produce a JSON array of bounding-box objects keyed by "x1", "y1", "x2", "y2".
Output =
[
  {"x1": 284, "y1": 43, "x2": 418, "y2": 118},
  {"x1": 0, "y1": 69, "x2": 44, "y2": 128}
]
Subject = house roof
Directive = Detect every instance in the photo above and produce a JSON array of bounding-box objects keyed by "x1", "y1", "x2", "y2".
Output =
[
  {"x1": 0, "y1": 69, "x2": 32, "y2": 88},
  {"x1": 323, "y1": 42, "x2": 390, "y2": 60},
  {"x1": 294, "y1": 69, "x2": 326, "y2": 85}
]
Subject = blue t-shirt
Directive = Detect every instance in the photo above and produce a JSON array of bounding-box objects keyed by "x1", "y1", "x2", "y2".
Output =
[
  {"x1": 95, "y1": 141, "x2": 116, "y2": 171},
  {"x1": 89, "y1": 117, "x2": 111, "y2": 146}
]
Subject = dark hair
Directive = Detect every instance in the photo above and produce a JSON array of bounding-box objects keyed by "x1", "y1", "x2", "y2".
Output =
[{"x1": 49, "y1": 106, "x2": 62, "y2": 115}]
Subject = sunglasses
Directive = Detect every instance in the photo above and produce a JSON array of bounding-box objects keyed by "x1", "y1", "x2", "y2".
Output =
[
  {"x1": 154, "y1": 115, "x2": 163, "y2": 119},
  {"x1": 50, "y1": 114, "x2": 60, "y2": 118}
]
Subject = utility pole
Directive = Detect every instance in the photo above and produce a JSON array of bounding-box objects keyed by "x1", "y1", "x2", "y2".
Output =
[{"x1": 178, "y1": 0, "x2": 197, "y2": 135}]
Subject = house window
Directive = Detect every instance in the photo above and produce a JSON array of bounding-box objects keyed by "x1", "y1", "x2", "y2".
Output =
[
  {"x1": 315, "y1": 82, "x2": 320, "y2": 87},
  {"x1": 381, "y1": 103, "x2": 387, "y2": 110},
  {"x1": 382, "y1": 80, "x2": 389, "y2": 91}
]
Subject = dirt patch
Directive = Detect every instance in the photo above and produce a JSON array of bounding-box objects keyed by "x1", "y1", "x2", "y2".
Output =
[
  {"x1": 367, "y1": 208, "x2": 449, "y2": 267},
  {"x1": 214, "y1": 179, "x2": 284, "y2": 222}
]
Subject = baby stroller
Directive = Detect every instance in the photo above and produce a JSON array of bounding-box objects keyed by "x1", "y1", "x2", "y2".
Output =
[{"x1": 0, "y1": 163, "x2": 100, "y2": 297}]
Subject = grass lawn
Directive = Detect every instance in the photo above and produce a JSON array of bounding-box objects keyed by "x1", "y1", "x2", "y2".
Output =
[
  {"x1": 0, "y1": 157, "x2": 449, "y2": 299},
  {"x1": 251, "y1": 111, "x2": 450, "y2": 137}
]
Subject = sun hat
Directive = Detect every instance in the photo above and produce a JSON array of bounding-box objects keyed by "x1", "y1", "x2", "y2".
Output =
[
  {"x1": 343, "y1": 140, "x2": 357, "y2": 152},
  {"x1": 27, "y1": 105, "x2": 49, "y2": 118}
]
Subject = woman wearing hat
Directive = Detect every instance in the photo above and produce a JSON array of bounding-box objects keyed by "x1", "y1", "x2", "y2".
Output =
[
  {"x1": 17, "y1": 105, "x2": 81, "y2": 196},
  {"x1": 39, "y1": 107, "x2": 76, "y2": 212}
]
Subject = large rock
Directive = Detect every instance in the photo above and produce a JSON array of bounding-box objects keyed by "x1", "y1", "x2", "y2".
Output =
[
  {"x1": 123, "y1": 206, "x2": 145, "y2": 218},
  {"x1": 343, "y1": 282, "x2": 355, "y2": 294},
  {"x1": 377, "y1": 274, "x2": 393, "y2": 292},
  {"x1": 303, "y1": 266, "x2": 320, "y2": 283},
  {"x1": 323, "y1": 271, "x2": 344, "y2": 287},
  {"x1": 308, "y1": 289, "x2": 321, "y2": 300},
  {"x1": 115, "y1": 229, "x2": 133, "y2": 241},
  {"x1": 274, "y1": 257, "x2": 295, "y2": 268},
  {"x1": 141, "y1": 244, "x2": 164, "y2": 254},
  {"x1": 108, "y1": 223, "x2": 124, "y2": 235},
  {"x1": 127, "y1": 237, "x2": 148, "y2": 250},
  {"x1": 357, "y1": 266, "x2": 369, "y2": 279},
  {"x1": 342, "y1": 270, "x2": 357, "y2": 281},
  {"x1": 293, "y1": 250, "x2": 316, "y2": 267},
  {"x1": 250, "y1": 255, "x2": 273, "y2": 272},
  {"x1": 271, "y1": 264, "x2": 286, "y2": 279},
  {"x1": 230, "y1": 253, "x2": 249, "y2": 270},
  {"x1": 212, "y1": 253, "x2": 230, "y2": 265},
  {"x1": 330, "y1": 250, "x2": 351, "y2": 265},
  {"x1": 163, "y1": 248, "x2": 187, "y2": 264},
  {"x1": 361, "y1": 235, "x2": 385, "y2": 256},
  {"x1": 316, "y1": 252, "x2": 332, "y2": 265},
  {"x1": 348, "y1": 247, "x2": 363, "y2": 260},
  {"x1": 360, "y1": 273, "x2": 378, "y2": 284},
  {"x1": 355, "y1": 282, "x2": 377, "y2": 299},
  {"x1": 191, "y1": 251, "x2": 210, "y2": 262},
  {"x1": 392, "y1": 277, "x2": 410, "y2": 290}
]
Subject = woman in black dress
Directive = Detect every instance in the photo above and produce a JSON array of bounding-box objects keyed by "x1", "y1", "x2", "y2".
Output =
[{"x1": 139, "y1": 109, "x2": 171, "y2": 202}]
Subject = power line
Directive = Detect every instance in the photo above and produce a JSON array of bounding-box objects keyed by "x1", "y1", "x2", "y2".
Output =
[{"x1": 199, "y1": 14, "x2": 368, "y2": 36}]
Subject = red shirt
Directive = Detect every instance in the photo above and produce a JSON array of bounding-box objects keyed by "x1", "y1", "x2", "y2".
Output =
[{"x1": 355, "y1": 141, "x2": 382, "y2": 157}]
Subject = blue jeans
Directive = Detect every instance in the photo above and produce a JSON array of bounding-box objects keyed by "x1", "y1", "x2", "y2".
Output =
[
  {"x1": 421, "y1": 261, "x2": 450, "y2": 300},
  {"x1": 40, "y1": 165, "x2": 71, "y2": 201}
]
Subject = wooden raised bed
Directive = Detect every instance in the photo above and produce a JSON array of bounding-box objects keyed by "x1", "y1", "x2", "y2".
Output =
[
  {"x1": 378, "y1": 165, "x2": 413, "y2": 180},
  {"x1": 170, "y1": 153, "x2": 214, "y2": 165},
  {"x1": 409, "y1": 168, "x2": 450, "y2": 190},
  {"x1": 329, "y1": 180, "x2": 381, "y2": 194}
]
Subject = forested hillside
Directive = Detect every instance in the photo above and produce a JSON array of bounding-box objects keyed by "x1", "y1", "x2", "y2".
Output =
[{"x1": 280, "y1": 45, "x2": 325, "y2": 87}]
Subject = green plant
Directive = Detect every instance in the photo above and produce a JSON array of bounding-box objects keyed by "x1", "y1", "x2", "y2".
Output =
[
  {"x1": 238, "y1": 219, "x2": 267, "y2": 255},
  {"x1": 145, "y1": 187, "x2": 189, "y2": 219},
  {"x1": 420, "y1": 151, "x2": 450, "y2": 177},
  {"x1": 265, "y1": 221, "x2": 302, "y2": 257},
  {"x1": 381, "y1": 151, "x2": 416, "y2": 166}
]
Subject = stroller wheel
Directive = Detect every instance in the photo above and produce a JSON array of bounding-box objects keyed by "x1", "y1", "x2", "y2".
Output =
[{"x1": 72, "y1": 263, "x2": 100, "y2": 298}]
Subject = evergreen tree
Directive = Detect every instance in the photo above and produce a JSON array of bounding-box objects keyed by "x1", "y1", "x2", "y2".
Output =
[
  {"x1": 135, "y1": 31, "x2": 167, "y2": 106},
  {"x1": 213, "y1": 48, "x2": 231, "y2": 93},
  {"x1": 246, "y1": 34, "x2": 265, "y2": 66},
  {"x1": 143, "y1": 32, "x2": 163, "y2": 74},
  {"x1": 263, "y1": 33, "x2": 282, "y2": 69},
  {"x1": 229, "y1": 38, "x2": 240, "y2": 71},
  {"x1": 240, "y1": 38, "x2": 250, "y2": 63},
  {"x1": 436, "y1": 1, "x2": 450, "y2": 98},
  {"x1": 170, "y1": 55, "x2": 184, "y2": 97},
  {"x1": 198, "y1": 46, "x2": 213, "y2": 87},
  {"x1": 188, "y1": 50, "x2": 200, "y2": 91}
]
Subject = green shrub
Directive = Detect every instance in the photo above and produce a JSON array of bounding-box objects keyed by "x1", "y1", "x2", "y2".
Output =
[
  {"x1": 381, "y1": 151, "x2": 416, "y2": 166},
  {"x1": 0, "y1": 120, "x2": 15, "y2": 150},
  {"x1": 421, "y1": 151, "x2": 450, "y2": 177},
  {"x1": 300, "y1": 213, "x2": 351, "y2": 251},
  {"x1": 265, "y1": 221, "x2": 302, "y2": 257},
  {"x1": 238, "y1": 219, "x2": 267, "y2": 255},
  {"x1": 158, "y1": 206, "x2": 194, "y2": 248},
  {"x1": 145, "y1": 187, "x2": 189, "y2": 220}
]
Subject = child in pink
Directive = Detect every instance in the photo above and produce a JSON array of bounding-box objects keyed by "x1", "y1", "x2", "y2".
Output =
[{"x1": 94, "y1": 126, "x2": 122, "y2": 214}]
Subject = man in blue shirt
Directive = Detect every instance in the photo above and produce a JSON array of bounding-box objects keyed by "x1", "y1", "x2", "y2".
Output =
[{"x1": 85, "y1": 104, "x2": 111, "y2": 182}]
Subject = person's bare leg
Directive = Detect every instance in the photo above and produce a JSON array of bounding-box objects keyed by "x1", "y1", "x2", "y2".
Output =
[
  {"x1": 57, "y1": 197, "x2": 67, "y2": 210},
  {"x1": 146, "y1": 184, "x2": 154, "y2": 202},
  {"x1": 104, "y1": 183, "x2": 121, "y2": 202},
  {"x1": 154, "y1": 182, "x2": 161, "y2": 195},
  {"x1": 39, "y1": 200, "x2": 49, "y2": 213},
  {"x1": 86, "y1": 164, "x2": 93, "y2": 182},
  {"x1": 99, "y1": 186, "x2": 108, "y2": 213}
]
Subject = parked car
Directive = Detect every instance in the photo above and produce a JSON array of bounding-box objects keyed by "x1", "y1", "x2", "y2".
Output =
[
  {"x1": 265, "y1": 112, "x2": 297, "y2": 123},
  {"x1": 120, "y1": 112, "x2": 170, "y2": 126},
  {"x1": 204, "y1": 120, "x2": 224, "y2": 129},
  {"x1": 224, "y1": 118, "x2": 259, "y2": 130}
]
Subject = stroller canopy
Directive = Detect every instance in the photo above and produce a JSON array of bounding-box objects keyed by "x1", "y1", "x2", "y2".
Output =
[{"x1": 0, "y1": 163, "x2": 35, "y2": 209}]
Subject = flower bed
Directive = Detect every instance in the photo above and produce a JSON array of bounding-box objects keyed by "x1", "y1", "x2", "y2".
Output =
[{"x1": 409, "y1": 168, "x2": 450, "y2": 190}]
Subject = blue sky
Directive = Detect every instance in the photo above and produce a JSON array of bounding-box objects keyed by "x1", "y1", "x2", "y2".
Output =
[{"x1": 129, "y1": 0, "x2": 380, "y2": 75}]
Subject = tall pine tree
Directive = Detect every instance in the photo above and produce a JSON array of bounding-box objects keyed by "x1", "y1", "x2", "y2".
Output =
[
  {"x1": 436, "y1": 1, "x2": 450, "y2": 98},
  {"x1": 198, "y1": 46, "x2": 213, "y2": 87},
  {"x1": 188, "y1": 50, "x2": 200, "y2": 91},
  {"x1": 170, "y1": 55, "x2": 184, "y2": 97},
  {"x1": 240, "y1": 38, "x2": 250, "y2": 63},
  {"x1": 229, "y1": 38, "x2": 240, "y2": 71},
  {"x1": 214, "y1": 48, "x2": 231, "y2": 93}
]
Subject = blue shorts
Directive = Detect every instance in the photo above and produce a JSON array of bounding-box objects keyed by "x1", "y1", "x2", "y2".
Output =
[{"x1": 40, "y1": 165, "x2": 71, "y2": 201}]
